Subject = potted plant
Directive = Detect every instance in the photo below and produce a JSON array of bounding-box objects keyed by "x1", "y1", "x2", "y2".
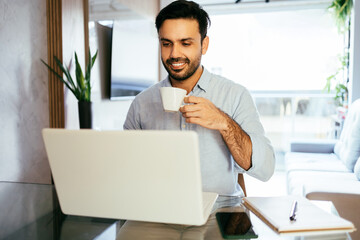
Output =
[
  {"x1": 324, "y1": 53, "x2": 349, "y2": 106},
  {"x1": 328, "y1": 0, "x2": 353, "y2": 32},
  {"x1": 324, "y1": 0, "x2": 353, "y2": 107},
  {"x1": 42, "y1": 50, "x2": 98, "y2": 128}
]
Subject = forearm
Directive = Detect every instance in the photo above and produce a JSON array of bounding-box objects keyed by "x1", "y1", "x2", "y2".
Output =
[
  {"x1": 219, "y1": 113, "x2": 252, "y2": 170},
  {"x1": 180, "y1": 95, "x2": 253, "y2": 170}
]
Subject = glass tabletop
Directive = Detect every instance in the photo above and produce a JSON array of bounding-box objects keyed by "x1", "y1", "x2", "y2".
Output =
[
  {"x1": 0, "y1": 182, "x2": 351, "y2": 240},
  {"x1": 115, "y1": 196, "x2": 352, "y2": 240}
]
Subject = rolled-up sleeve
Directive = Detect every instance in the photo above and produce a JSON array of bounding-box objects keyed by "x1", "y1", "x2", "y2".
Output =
[{"x1": 232, "y1": 89, "x2": 275, "y2": 182}]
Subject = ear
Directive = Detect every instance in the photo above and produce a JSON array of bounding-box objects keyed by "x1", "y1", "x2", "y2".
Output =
[{"x1": 201, "y1": 36, "x2": 209, "y2": 55}]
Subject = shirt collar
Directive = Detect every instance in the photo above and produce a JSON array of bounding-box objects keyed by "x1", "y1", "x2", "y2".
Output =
[
  {"x1": 195, "y1": 67, "x2": 210, "y2": 93},
  {"x1": 164, "y1": 78, "x2": 172, "y2": 87},
  {"x1": 163, "y1": 67, "x2": 211, "y2": 93}
]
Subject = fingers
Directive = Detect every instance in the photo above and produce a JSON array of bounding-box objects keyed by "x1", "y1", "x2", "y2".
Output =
[
  {"x1": 180, "y1": 103, "x2": 201, "y2": 113},
  {"x1": 179, "y1": 96, "x2": 227, "y2": 130},
  {"x1": 184, "y1": 116, "x2": 202, "y2": 125},
  {"x1": 183, "y1": 95, "x2": 204, "y2": 104},
  {"x1": 181, "y1": 96, "x2": 208, "y2": 112},
  {"x1": 182, "y1": 109, "x2": 202, "y2": 118},
  {"x1": 180, "y1": 96, "x2": 203, "y2": 119}
]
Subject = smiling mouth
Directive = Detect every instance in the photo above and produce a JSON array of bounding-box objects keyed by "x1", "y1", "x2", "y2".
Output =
[
  {"x1": 167, "y1": 58, "x2": 189, "y2": 71},
  {"x1": 171, "y1": 62, "x2": 186, "y2": 69}
]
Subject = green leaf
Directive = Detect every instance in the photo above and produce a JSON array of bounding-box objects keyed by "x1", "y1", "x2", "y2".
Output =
[
  {"x1": 41, "y1": 48, "x2": 98, "y2": 102},
  {"x1": 84, "y1": 51, "x2": 92, "y2": 98},
  {"x1": 84, "y1": 50, "x2": 98, "y2": 102},
  {"x1": 91, "y1": 50, "x2": 98, "y2": 67},
  {"x1": 328, "y1": 0, "x2": 353, "y2": 33},
  {"x1": 41, "y1": 59, "x2": 78, "y2": 98},
  {"x1": 54, "y1": 56, "x2": 77, "y2": 92},
  {"x1": 74, "y1": 52, "x2": 86, "y2": 101}
]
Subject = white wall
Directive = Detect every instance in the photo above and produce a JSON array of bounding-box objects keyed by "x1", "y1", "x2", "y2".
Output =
[
  {"x1": 64, "y1": 21, "x2": 135, "y2": 130},
  {"x1": 66, "y1": 0, "x2": 161, "y2": 130},
  {"x1": 118, "y1": 0, "x2": 159, "y2": 20},
  {"x1": 0, "y1": 0, "x2": 51, "y2": 183},
  {"x1": 349, "y1": 0, "x2": 360, "y2": 103}
]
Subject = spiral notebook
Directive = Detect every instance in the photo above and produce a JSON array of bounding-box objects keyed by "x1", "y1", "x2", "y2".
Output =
[{"x1": 243, "y1": 196, "x2": 355, "y2": 234}]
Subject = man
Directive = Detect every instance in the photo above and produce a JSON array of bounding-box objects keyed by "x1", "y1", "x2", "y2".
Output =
[{"x1": 124, "y1": 0, "x2": 275, "y2": 196}]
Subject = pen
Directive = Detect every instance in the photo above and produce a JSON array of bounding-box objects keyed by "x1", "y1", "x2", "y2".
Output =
[{"x1": 289, "y1": 200, "x2": 297, "y2": 221}]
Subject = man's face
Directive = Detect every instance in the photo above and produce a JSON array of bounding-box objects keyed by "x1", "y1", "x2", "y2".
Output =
[{"x1": 159, "y1": 19, "x2": 209, "y2": 81}]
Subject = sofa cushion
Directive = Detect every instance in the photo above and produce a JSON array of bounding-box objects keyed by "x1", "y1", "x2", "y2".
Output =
[
  {"x1": 285, "y1": 152, "x2": 350, "y2": 173},
  {"x1": 334, "y1": 99, "x2": 360, "y2": 171},
  {"x1": 290, "y1": 139, "x2": 337, "y2": 153},
  {"x1": 354, "y1": 157, "x2": 360, "y2": 181},
  {"x1": 287, "y1": 170, "x2": 360, "y2": 196}
]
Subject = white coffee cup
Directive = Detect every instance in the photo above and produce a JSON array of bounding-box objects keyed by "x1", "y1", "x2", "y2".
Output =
[{"x1": 160, "y1": 87, "x2": 187, "y2": 112}]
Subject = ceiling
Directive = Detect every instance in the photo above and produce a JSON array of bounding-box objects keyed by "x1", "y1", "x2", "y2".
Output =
[
  {"x1": 89, "y1": 0, "x2": 135, "y2": 21},
  {"x1": 89, "y1": 0, "x2": 332, "y2": 21}
]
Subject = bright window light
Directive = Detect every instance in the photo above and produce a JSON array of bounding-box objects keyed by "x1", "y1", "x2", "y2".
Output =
[{"x1": 203, "y1": 8, "x2": 344, "y2": 91}]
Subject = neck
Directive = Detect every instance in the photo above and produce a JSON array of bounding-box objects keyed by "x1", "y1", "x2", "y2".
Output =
[{"x1": 170, "y1": 66, "x2": 203, "y2": 94}]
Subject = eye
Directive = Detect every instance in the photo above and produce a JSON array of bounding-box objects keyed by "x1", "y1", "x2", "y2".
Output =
[
  {"x1": 182, "y1": 42, "x2": 191, "y2": 46},
  {"x1": 161, "y1": 42, "x2": 171, "y2": 47}
]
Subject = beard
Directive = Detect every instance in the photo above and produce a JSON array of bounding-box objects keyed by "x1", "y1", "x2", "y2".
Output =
[{"x1": 161, "y1": 54, "x2": 202, "y2": 82}]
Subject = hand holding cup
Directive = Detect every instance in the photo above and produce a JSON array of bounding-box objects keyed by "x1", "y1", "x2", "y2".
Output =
[{"x1": 160, "y1": 87, "x2": 187, "y2": 112}]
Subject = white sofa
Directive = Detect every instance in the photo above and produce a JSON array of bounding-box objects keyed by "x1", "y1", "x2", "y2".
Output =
[{"x1": 285, "y1": 98, "x2": 360, "y2": 239}]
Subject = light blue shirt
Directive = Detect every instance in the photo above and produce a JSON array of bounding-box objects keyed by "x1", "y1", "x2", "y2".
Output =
[{"x1": 124, "y1": 68, "x2": 275, "y2": 196}]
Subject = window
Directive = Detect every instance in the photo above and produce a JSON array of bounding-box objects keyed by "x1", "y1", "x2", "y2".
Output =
[
  {"x1": 203, "y1": 9, "x2": 344, "y2": 91},
  {"x1": 203, "y1": 8, "x2": 345, "y2": 152}
]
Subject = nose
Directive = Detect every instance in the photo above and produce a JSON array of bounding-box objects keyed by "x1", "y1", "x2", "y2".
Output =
[{"x1": 170, "y1": 43, "x2": 181, "y2": 59}]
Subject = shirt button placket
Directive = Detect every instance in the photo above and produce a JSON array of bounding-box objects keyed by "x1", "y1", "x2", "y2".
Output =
[{"x1": 180, "y1": 114, "x2": 186, "y2": 130}]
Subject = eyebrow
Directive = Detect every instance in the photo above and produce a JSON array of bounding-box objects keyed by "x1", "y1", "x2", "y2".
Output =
[{"x1": 160, "y1": 37, "x2": 195, "y2": 42}]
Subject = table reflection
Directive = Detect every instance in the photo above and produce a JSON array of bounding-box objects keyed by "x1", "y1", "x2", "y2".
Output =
[
  {"x1": 0, "y1": 182, "x2": 118, "y2": 240},
  {"x1": 0, "y1": 182, "x2": 351, "y2": 240},
  {"x1": 117, "y1": 196, "x2": 246, "y2": 240}
]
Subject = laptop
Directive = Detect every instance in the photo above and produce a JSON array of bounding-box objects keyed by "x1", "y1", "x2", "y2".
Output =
[{"x1": 42, "y1": 129, "x2": 218, "y2": 226}]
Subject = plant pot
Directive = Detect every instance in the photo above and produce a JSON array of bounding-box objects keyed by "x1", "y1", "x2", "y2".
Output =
[{"x1": 78, "y1": 101, "x2": 92, "y2": 129}]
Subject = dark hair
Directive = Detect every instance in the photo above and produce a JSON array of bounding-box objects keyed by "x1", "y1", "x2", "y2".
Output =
[{"x1": 155, "y1": 0, "x2": 211, "y2": 41}]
